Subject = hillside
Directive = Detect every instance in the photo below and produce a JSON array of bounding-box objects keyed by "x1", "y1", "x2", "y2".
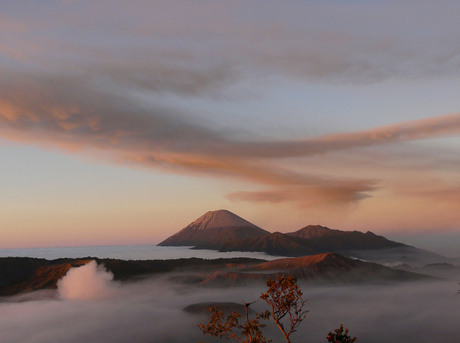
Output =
[
  {"x1": 200, "y1": 253, "x2": 431, "y2": 286},
  {"x1": 216, "y1": 232, "x2": 316, "y2": 256},
  {"x1": 0, "y1": 257, "x2": 263, "y2": 297},
  {"x1": 0, "y1": 258, "x2": 91, "y2": 296},
  {"x1": 287, "y1": 225, "x2": 406, "y2": 250},
  {"x1": 0, "y1": 254, "x2": 433, "y2": 297}
]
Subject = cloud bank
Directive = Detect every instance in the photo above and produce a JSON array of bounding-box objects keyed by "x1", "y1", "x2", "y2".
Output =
[
  {"x1": 1, "y1": 70, "x2": 459, "y2": 207},
  {"x1": 0, "y1": 0, "x2": 459, "y2": 226},
  {"x1": 2, "y1": 1, "x2": 460, "y2": 86},
  {"x1": 0, "y1": 276, "x2": 458, "y2": 343}
]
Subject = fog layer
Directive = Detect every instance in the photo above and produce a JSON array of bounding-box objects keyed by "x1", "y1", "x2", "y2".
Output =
[{"x1": 0, "y1": 267, "x2": 458, "y2": 343}]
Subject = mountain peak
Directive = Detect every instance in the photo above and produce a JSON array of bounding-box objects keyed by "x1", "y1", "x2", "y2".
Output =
[
  {"x1": 158, "y1": 210, "x2": 268, "y2": 247},
  {"x1": 159, "y1": 211, "x2": 406, "y2": 253},
  {"x1": 188, "y1": 209, "x2": 260, "y2": 231}
]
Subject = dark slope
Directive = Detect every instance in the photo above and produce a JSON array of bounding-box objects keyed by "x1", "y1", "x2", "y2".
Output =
[
  {"x1": 287, "y1": 225, "x2": 407, "y2": 251},
  {"x1": 216, "y1": 226, "x2": 406, "y2": 257},
  {"x1": 216, "y1": 232, "x2": 316, "y2": 256},
  {"x1": 0, "y1": 257, "x2": 264, "y2": 297},
  {"x1": 1, "y1": 253, "x2": 434, "y2": 296},
  {"x1": 200, "y1": 253, "x2": 432, "y2": 287},
  {"x1": 0, "y1": 258, "x2": 90, "y2": 296}
]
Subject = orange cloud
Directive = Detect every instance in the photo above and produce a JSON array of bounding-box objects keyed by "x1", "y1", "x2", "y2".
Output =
[
  {"x1": 0, "y1": 72, "x2": 459, "y2": 208},
  {"x1": 227, "y1": 184, "x2": 373, "y2": 207}
]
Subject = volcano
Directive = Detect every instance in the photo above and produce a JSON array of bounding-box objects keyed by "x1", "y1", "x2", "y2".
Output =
[{"x1": 158, "y1": 209, "x2": 269, "y2": 248}]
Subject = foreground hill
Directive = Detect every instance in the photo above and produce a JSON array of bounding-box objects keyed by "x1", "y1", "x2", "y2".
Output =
[
  {"x1": 200, "y1": 253, "x2": 430, "y2": 286},
  {"x1": 250, "y1": 253, "x2": 426, "y2": 282},
  {"x1": 0, "y1": 257, "x2": 262, "y2": 297},
  {"x1": 159, "y1": 209, "x2": 269, "y2": 247},
  {"x1": 0, "y1": 253, "x2": 434, "y2": 297},
  {"x1": 0, "y1": 258, "x2": 90, "y2": 296}
]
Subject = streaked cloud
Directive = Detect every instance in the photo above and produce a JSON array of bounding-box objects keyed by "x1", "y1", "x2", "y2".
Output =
[
  {"x1": 227, "y1": 184, "x2": 373, "y2": 207},
  {"x1": 0, "y1": 0, "x2": 459, "y2": 238},
  {"x1": 1, "y1": 70, "x2": 459, "y2": 206},
  {"x1": 1, "y1": 1, "x2": 460, "y2": 89}
]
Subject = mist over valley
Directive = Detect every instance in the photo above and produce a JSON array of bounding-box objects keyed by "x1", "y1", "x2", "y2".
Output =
[
  {"x1": 2, "y1": 1, "x2": 460, "y2": 342},
  {"x1": 2, "y1": 209, "x2": 460, "y2": 342},
  {"x1": 0, "y1": 259, "x2": 458, "y2": 343}
]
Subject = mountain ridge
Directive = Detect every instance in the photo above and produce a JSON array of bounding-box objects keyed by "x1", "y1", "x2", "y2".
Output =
[
  {"x1": 199, "y1": 252, "x2": 432, "y2": 286},
  {"x1": 0, "y1": 254, "x2": 433, "y2": 296},
  {"x1": 160, "y1": 209, "x2": 408, "y2": 258}
]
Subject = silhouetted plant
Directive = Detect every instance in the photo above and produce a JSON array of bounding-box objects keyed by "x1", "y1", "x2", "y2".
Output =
[
  {"x1": 199, "y1": 303, "x2": 271, "y2": 343},
  {"x1": 260, "y1": 275, "x2": 309, "y2": 343},
  {"x1": 200, "y1": 274, "x2": 357, "y2": 343},
  {"x1": 326, "y1": 324, "x2": 357, "y2": 343}
]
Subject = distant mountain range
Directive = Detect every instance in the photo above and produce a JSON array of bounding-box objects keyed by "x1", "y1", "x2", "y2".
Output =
[
  {"x1": 1, "y1": 210, "x2": 452, "y2": 297},
  {"x1": 159, "y1": 209, "x2": 407, "y2": 257}
]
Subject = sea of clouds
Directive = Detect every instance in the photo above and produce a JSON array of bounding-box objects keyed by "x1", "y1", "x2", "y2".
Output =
[
  {"x1": 0, "y1": 261, "x2": 459, "y2": 343},
  {"x1": 0, "y1": 245, "x2": 285, "y2": 260}
]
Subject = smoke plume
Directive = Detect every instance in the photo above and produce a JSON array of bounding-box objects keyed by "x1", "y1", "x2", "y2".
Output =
[{"x1": 57, "y1": 261, "x2": 116, "y2": 300}]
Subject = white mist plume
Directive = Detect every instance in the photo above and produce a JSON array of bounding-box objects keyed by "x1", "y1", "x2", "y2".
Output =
[{"x1": 57, "y1": 260, "x2": 115, "y2": 300}]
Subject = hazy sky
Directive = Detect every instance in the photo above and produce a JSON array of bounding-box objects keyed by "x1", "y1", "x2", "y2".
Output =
[{"x1": 1, "y1": 0, "x2": 460, "y2": 252}]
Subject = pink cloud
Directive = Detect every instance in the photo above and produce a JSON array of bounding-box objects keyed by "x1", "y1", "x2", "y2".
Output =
[{"x1": 0, "y1": 72, "x2": 459, "y2": 207}]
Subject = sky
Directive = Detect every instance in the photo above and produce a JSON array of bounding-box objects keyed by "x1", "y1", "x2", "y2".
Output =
[{"x1": 0, "y1": 0, "x2": 459, "y2": 254}]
